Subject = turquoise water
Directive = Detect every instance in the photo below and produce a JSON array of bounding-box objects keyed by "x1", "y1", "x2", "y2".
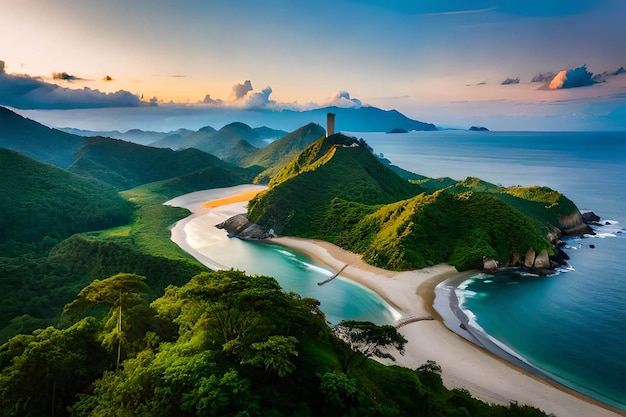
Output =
[
  {"x1": 361, "y1": 130, "x2": 626, "y2": 409},
  {"x1": 168, "y1": 208, "x2": 400, "y2": 326},
  {"x1": 213, "y1": 239, "x2": 400, "y2": 325}
]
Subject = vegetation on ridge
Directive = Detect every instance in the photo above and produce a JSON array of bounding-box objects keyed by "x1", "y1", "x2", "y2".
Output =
[
  {"x1": 249, "y1": 134, "x2": 578, "y2": 271},
  {"x1": 248, "y1": 134, "x2": 422, "y2": 236}
]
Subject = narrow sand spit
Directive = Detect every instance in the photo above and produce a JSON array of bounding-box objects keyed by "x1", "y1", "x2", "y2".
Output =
[{"x1": 166, "y1": 185, "x2": 624, "y2": 417}]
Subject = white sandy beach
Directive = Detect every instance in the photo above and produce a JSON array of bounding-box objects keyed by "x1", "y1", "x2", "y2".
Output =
[{"x1": 166, "y1": 185, "x2": 624, "y2": 417}]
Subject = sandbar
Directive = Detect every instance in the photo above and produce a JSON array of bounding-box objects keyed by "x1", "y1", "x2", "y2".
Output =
[{"x1": 166, "y1": 185, "x2": 624, "y2": 417}]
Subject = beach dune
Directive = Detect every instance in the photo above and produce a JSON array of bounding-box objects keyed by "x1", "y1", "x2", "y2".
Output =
[{"x1": 166, "y1": 185, "x2": 624, "y2": 417}]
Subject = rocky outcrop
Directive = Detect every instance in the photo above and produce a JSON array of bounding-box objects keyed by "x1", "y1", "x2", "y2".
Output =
[
  {"x1": 581, "y1": 211, "x2": 601, "y2": 224},
  {"x1": 482, "y1": 256, "x2": 499, "y2": 270},
  {"x1": 216, "y1": 214, "x2": 268, "y2": 240},
  {"x1": 559, "y1": 211, "x2": 594, "y2": 235},
  {"x1": 524, "y1": 248, "x2": 550, "y2": 270}
]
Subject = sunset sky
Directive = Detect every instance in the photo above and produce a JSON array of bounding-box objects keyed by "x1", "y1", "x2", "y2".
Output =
[{"x1": 1, "y1": 0, "x2": 625, "y2": 131}]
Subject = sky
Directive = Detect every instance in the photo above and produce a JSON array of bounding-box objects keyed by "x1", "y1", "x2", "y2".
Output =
[{"x1": 1, "y1": 0, "x2": 625, "y2": 131}]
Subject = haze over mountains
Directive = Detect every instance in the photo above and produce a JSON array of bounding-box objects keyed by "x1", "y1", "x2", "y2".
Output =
[{"x1": 19, "y1": 103, "x2": 438, "y2": 136}]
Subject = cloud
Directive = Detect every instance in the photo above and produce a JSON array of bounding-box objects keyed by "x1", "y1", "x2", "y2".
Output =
[
  {"x1": 325, "y1": 90, "x2": 363, "y2": 108},
  {"x1": 0, "y1": 60, "x2": 143, "y2": 109},
  {"x1": 501, "y1": 77, "x2": 520, "y2": 85},
  {"x1": 531, "y1": 72, "x2": 555, "y2": 83},
  {"x1": 242, "y1": 86, "x2": 274, "y2": 108},
  {"x1": 52, "y1": 71, "x2": 82, "y2": 81},
  {"x1": 548, "y1": 65, "x2": 595, "y2": 89},
  {"x1": 232, "y1": 80, "x2": 253, "y2": 100},
  {"x1": 201, "y1": 94, "x2": 223, "y2": 105}
]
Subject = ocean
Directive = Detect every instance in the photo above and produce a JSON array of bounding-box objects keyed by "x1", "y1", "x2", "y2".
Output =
[{"x1": 360, "y1": 130, "x2": 626, "y2": 410}]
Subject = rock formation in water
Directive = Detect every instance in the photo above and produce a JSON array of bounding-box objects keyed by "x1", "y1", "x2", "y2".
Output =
[{"x1": 216, "y1": 214, "x2": 268, "y2": 240}]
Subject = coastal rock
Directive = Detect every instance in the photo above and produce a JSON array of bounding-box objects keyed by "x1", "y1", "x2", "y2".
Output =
[
  {"x1": 581, "y1": 210, "x2": 601, "y2": 224},
  {"x1": 216, "y1": 214, "x2": 268, "y2": 240},
  {"x1": 558, "y1": 211, "x2": 594, "y2": 236},
  {"x1": 549, "y1": 247, "x2": 570, "y2": 266},
  {"x1": 468, "y1": 126, "x2": 489, "y2": 131},
  {"x1": 524, "y1": 249, "x2": 550, "y2": 270},
  {"x1": 482, "y1": 256, "x2": 499, "y2": 270}
]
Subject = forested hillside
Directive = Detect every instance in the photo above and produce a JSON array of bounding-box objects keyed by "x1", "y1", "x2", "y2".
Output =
[
  {"x1": 0, "y1": 269, "x2": 549, "y2": 417},
  {"x1": 0, "y1": 149, "x2": 132, "y2": 253},
  {"x1": 0, "y1": 106, "x2": 83, "y2": 167},
  {"x1": 240, "y1": 122, "x2": 326, "y2": 182},
  {"x1": 68, "y1": 136, "x2": 252, "y2": 190},
  {"x1": 248, "y1": 134, "x2": 421, "y2": 236},
  {"x1": 248, "y1": 134, "x2": 581, "y2": 271}
]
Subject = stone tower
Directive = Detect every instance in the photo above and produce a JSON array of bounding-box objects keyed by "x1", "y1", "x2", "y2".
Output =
[{"x1": 326, "y1": 113, "x2": 336, "y2": 137}]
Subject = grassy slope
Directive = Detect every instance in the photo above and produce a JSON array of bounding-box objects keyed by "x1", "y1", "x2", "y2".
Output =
[
  {"x1": 248, "y1": 135, "x2": 581, "y2": 272},
  {"x1": 68, "y1": 136, "x2": 249, "y2": 190},
  {"x1": 0, "y1": 145, "x2": 262, "y2": 342},
  {"x1": 248, "y1": 134, "x2": 421, "y2": 236},
  {"x1": 240, "y1": 123, "x2": 326, "y2": 180},
  {"x1": 0, "y1": 148, "x2": 133, "y2": 251},
  {"x1": 0, "y1": 106, "x2": 84, "y2": 168}
]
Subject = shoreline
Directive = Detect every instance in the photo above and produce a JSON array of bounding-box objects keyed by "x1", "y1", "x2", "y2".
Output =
[{"x1": 166, "y1": 185, "x2": 624, "y2": 417}]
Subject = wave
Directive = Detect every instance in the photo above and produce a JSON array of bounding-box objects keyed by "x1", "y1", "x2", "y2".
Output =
[{"x1": 436, "y1": 270, "x2": 626, "y2": 410}]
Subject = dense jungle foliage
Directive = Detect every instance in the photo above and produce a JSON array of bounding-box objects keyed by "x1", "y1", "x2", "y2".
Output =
[{"x1": 0, "y1": 270, "x2": 549, "y2": 417}]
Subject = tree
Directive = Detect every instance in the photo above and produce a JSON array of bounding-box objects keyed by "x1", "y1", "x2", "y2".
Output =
[
  {"x1": 241, "y1": 335, "x2": 299, "y2": 377},
  {"x1": 63, "y1": 273, "x2": 151, "y2": 366},
  {"x1": 318, "y1": 371, "x2": 361, "y2": 413},
  {"x1": 333, "y1": 320, "x2": 407, "y2": 372},
  {"x1": 0, "y1": 318, "x2": 105, "y2": 417}
]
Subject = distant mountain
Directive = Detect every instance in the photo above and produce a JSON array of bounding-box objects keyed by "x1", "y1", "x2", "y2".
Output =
[
  {"x1": 68, "y1": 136, "x2": 251, "y2": 190},
  {"x1": 59, "y1": 127, "x2": 178, "y2": 145},
  {"x1": 0, "y1": 106, "x2": 83, "y2": 167},
  {"x1": 0, "y1": 148, "x2": 132, "y2": 249},
  {"x1": 150, "y1": 126, "x2": 215, "y2": 149},
  {"x1": 63, "y1": 123, "x2": 288, "y2": 152},
  {"x1": 316, "y1": 106, "x2": 437, "y2": 132},
  {"x1": 189, "y1": 122, "x2": 286, "y2": 164},
  {"x1": 147, "y1": 122, "x2": 287, "y2": 165},
  {"x1": 237, "y1": 106, "x2": 438, "y2": 133},
  {"x1": 241, "y1": 123, "x2": 326, "y2": 182}
]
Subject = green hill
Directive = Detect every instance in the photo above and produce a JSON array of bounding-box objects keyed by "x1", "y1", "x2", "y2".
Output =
[
  {"x1": 247, "y1": 134, "x2": 583, "y2": 271},
  {"x1": 0, "y1": 106, "x2": 83, "y2": 167},
  {"x1": 248, "y1": 134, "x2": 422, "y2": 236},
  {"x1": 148, "y1": 127, "x2": 203, "y2": 149},
  {"x1": 192, "y1": 122, "x2": 276, "y2": 164},
  {"x1": 241, "y1": 123, "x2": 326, "y2": 182},
  {"x1": 336, "y1": 190, "x2": 551, "y2": 271},
  {"x1": 415, "y1": 176, "x2": 580, "y2": 232},
  {"x1": 68, "y1": 136, "x2": 249, "y2": 190},
  {"x1": 149, "y1": 122, "x2": 287, "y2": 164},
  {"x1": 0, "y1": 149, "x2": 132, "y2": 251}
]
